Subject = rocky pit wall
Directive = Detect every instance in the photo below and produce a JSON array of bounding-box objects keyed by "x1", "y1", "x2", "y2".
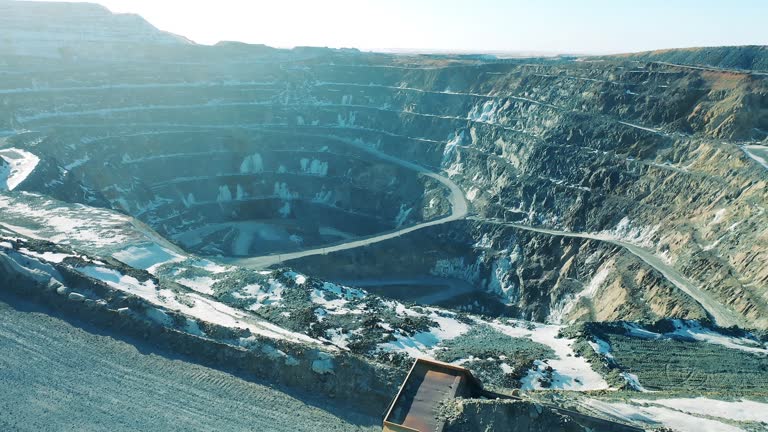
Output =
[
  {"x1": 1, "y1": 2, "x2": 766, "y2": 331},
  {"x1": 5, "y1": 55, "x2": 766, "y2": 329},
  {"x1": 0, "y1": 249, "x2": 404, "y2": 417},
  {"x1": 9, "y1": 131, "x2": 451, "y2": 258},
  {"x1": 291, "y1": 220, "x2": 709, "y2": 324}
]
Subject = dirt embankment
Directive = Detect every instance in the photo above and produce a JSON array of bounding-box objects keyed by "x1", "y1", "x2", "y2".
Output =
[
  {"x1": 440, "y1": 399, "x2": 641, "y2": 432},
  {"x1": 0, "y1": 251, "x2": 404, "y2": 418},
  {"x1": 0, "y1": 292, "x2": 380, "y2": 431}
]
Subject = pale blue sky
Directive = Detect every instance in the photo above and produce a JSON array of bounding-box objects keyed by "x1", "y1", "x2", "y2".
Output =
[{"x1": 44, "y1": 0, "x2": 768, "y2": 54}]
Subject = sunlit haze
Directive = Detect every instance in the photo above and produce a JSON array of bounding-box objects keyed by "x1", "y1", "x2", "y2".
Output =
[{"x1": 31, "y1": 0, "x2": 768, "y2": 54}]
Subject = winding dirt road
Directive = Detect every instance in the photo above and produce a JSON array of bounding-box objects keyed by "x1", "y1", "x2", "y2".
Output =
[
  {"x1": 225, "y1": 140, "x2": 468, "y2": 269},
  {"x1": 470, "y1": 217, "x2": 744, "y2": 328},
  {"x1": 224, "y1": 138, "x2": 741, "y2": 329}
]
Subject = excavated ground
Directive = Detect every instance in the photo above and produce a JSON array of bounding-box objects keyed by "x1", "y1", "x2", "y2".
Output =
[
  {"x1": 8, "y1": 46, "x2": 765, "y2": 327},
  {"x1": 1, "y1": 4, "x2": 768, "y2": 431},
  {"x1": 54, "y1": 131, "x2": 452, "y2": 259},
  {"x1": 0, "y1": 291, "x2": 379, "y2": 432}
]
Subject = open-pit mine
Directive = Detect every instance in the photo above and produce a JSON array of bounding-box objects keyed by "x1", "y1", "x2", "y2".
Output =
[{"x1": 1, "y1": 2, "x2": 767, "y2": 431}]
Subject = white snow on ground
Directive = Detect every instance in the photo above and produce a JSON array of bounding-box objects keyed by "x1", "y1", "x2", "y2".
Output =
[
  {"x1": 430, "y1": 314, "x2": 471, "y2": 342},
  {"x1": 0, "y1": 193, "x2": 132, "y2": 249},
  {"x1": 587, "y1": 337, "x2": 614, "y2": 360},
  {"x1": 176, "y1": 277, "x2": 216, "y2": 295},
  {"x1": 598, "y1": 217, "x2": 659, "y2": 248},
  {"x1": 637, "y1": 398, "x2": 768, "y2": 423},
  {"x1": 493, "y1": 320, "x2": 609, "y2": 391},
  {"x1": 548, "y1": 261, "x2": 612, "y2": 323},
  {"x1": 584, "y1": 398, "x2": 745, "y2": 432},
  {"x1": 1, "y1": 247, "x2": 64, "y2": 284},
  {"x1": 325, "y1": 328, "x2": 351, "y2": 349},
  {"x1": 319, "y1": 282, "x2": 365, "y2": 300},
  {"x1": 378, "y1": 310, "x2": 470, "y2": 358},
  {"x1": 743, "y1": 145, "x2": 768, "y2": 170},
  {"x1": 191, "y1": 259, "x2": 231, "y2": 274},
  {"x1": 710, "y1": 208, "x2": 727, "y2": 225},
  {"x1": 285, "y1": 271, "x2": 307, "y2": 285},
  {"x1": 394, "y1": 204, "x2": 412, "y2": 228},
  {"x1": 620, "y1": 373, "x2": 647, "y2": 392},
  {"x1": 625, "y1": 320, "x2": 768, "y2": 355},
  {"x1": 112, "y1": 243, "x2": 184, "y2": 273},
  {"x1": 499, "y1": 362, "x2": 515, "y2": 374},
  {"x1": 239, "y1": 280, "x2": 285, "y2": 310},
  {"x1": 310, "y1": 282, "x2": 366, "y2": 316},
  {"x1": 80, "y1": 266, "x2": 159, "y2": 299},
  {"x1": 182, "y1": 293, "x2": 320, "y2": 345},
  {"x1": 587, "y1": 336, "x2": 648, "y2": 391},
  {"x1": 78, "y1": 265, "x2": 322, "y2": 346},
  {"x1": 0, "y1": 148, "x2": 39, "y2": 190},
  {"x1": 17, "y1": 248, "x2": 73, "y2": 264},
  {"x1": 618, "y1": 121, "x2": 665, "y2": 135},
  {"x1": 468, "y1": 100, "x2": 501, "y2": 123},
  {"x1": 394, "y1": 302, "x2": 425, "y2": 318}
]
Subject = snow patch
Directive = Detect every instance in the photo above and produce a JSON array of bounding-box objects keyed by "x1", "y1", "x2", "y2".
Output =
[
  {"x1": 394, "y1": 204, "x2": 412, "y2": 228},
  {"x1": 286, "y1": 271, "x2": 307, "y2": 285},
  {"x1": 621, "y1": 372, "x2": 647, "y2": 392},
  {"x1": 239, "y1": 153, "x2": 264, "y2": 174},
  {"x1": 710, "y1": 208, "x2": 727, "y2": 225},
  {"x1": 743, "y1": 145, "x2": 768, "y2": 170},
  {"x1": 112, "y1": 243, "x2": 184, "y2": 274},
  {"x1": 300, "y1": 158, "x2": 328, "y2": 176},
  {"x1": 378, "y1": 311, "x2": 470, "y2": 358},
  {"x1": 493, "y1": 320, "x2": 609, "y2": 391},
  {"x1": 80, "y1": 266, "x2": 158, "y2": 300},
  {"x1": 583, "y1": 398, "x2": 744, "y2": 432},
  {"x1": 599, "y1": 217, "x2": 659, "y2": 248},
  {"x1": 468, "y1": 100, "x2": 500, "y2": 123},
  {"x1": 638, "y1": 397, "x2": 768, "y2": 423},
  {"x1": 549, "y1": 261, "x2": 612, "y2": 323},
  {"x1": 176, "y1": 276, "x2": 216, "y2": 295},
  {"x1": 624, "y1": 320, "x2": 768, "y2": 355},
  {"x1": 217, "y1": 185, "x2": 232, "y2": 202},
  {"x1": 18, "y1": 248, "x2": 72, "y2": 264},
  {"x1": 0, "y1": 148, "x2": 40, "y2": 191},
  {"x1": 241, "y1": 279, "x2": 285, "y2": 309}
]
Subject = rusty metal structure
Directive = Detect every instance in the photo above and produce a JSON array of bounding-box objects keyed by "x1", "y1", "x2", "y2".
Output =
[{"x1": 382, "y1": 358, "x2": 482, "y2": 432}]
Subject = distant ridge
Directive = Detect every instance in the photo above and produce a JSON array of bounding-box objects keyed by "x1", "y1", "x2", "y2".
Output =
[{"x1": 600, "y1": 45, "x2": 768, "y2": 73}]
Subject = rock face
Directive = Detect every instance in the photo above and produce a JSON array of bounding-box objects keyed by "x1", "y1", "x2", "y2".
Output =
[
  {"x1": 0, "y1": 1, "x2": 766, "y2": 330},
  {"x1": 291, "y1": 220, "x2": 711, "y2": 323}
]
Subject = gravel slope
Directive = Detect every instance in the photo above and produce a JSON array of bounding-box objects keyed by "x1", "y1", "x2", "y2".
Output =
[{"x1": 0, "y1": 294, "x2": 379, "y2": 432}]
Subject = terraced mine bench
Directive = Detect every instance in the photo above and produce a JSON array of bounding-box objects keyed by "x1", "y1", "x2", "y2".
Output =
[{"x1": 382, "y1": 358, "x2": 482, "y2": 432}]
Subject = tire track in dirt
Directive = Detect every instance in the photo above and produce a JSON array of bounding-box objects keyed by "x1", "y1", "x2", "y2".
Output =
[{"x1": 0, "y1": 295, "x2": 379, "y2": 432}]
